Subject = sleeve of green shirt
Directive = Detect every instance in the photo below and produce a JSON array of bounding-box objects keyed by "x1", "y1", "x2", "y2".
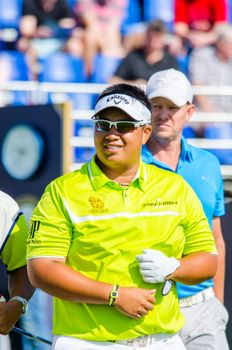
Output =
[
  {"x1": 2, "y1": 214, "x2": 28, "y2": 272},
  {"x1": 181, "y1": 181, "x2": 217, "y2": 256},
  {"x1": 27, "y1": 181, "x2": 72, "y2": 259}
]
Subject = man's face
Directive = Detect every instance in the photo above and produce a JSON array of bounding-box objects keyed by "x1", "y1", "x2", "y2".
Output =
[
  {"x1": 146, "y1": 30, "x2": 166, "y2": 52},
  {"x1": 94, "y1": 107, "x2": 151, "y2": 171},
  {"x1": 150, "y1": 97, "x2": 194, "y2": 142}
]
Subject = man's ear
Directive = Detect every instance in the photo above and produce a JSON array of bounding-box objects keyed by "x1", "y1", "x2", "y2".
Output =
[
  {"x1": 142, "y1": 124, "x2": 152, "y2": 144},
  {"x1": 186, "y1": 104, "x2": 196, "y2": 122}
]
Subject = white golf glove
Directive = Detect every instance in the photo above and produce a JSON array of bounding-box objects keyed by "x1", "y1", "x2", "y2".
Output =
[{"x1": 136, "y1": 249, "x2": 180, "y2": 283}]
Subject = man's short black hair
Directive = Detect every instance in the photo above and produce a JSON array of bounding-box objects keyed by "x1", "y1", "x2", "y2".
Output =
[{"x1": 96, "y1": 83, "x2": 152, "y2": 112}]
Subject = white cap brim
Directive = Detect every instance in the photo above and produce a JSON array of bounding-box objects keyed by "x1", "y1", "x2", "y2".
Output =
[
  {"x1": 147, "y1": 88, "x2": 189, "y2": 107},
  {"x1": 93, "y1": 94, "x2": 151, "y2": 123}
]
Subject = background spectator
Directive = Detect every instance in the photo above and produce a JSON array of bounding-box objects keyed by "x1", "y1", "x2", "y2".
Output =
[
  {"x1": 174, "y1": 0, "x2": 228, "y2": 49},
  {"x1": 110, "y1": 19, "x2": 179, "y2": 85},
  {"x1": 17, "y1": 0, "x2": 83, "y2": 76},
  {"x1": 189, "y1": 24, "x2": 232, "y2": 113},
  {"x1": 19, "y1": 0, "x2": 75, "y2": 40},
  {"x1": 74, "y1": 0, "x2": 128, "y2": 76},
  {"x1": 188, "y1": 24, "x2": 232, "y2": 164}
]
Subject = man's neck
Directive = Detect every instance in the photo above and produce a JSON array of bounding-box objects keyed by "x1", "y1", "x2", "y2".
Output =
[
  {"x1": 96, "y1": 157, "x2": 139, "y2": 185},
  {"x1": 146, "y1": 137, "x2": 181, "y2": 171}
]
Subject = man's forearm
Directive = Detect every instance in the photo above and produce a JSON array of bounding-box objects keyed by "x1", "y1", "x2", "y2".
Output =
[{"x1": 169, "y1": 252, "x2": 217, "y2": 285}]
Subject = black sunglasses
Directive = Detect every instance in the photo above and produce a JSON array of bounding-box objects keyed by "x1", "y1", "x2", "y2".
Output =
[{"x1": 92, "y1": 119, "x2": 145, "y2": 133}]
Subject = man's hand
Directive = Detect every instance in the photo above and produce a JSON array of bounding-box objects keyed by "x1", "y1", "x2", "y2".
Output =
[
  {"x1": 115, "y1": 287, "x2": 156, "y2": 319},
  {"x1": 0, "y1": 298, "x2": 22, "y2": 335},
  {"x1": 136, "y1": 249, "x2": 180, "y2": 283}
]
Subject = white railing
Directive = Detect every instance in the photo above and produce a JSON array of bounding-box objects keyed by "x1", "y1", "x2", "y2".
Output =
[{"x1": 0, "y1": 81, "x2": 232, "y2": 183}]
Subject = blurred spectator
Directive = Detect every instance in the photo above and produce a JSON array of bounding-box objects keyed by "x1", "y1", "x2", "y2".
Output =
[
  {"x1": 74, "y1": 0, "x2": 128, "y2": 76},
  {"x1": 189, "y1": 24, "x2": 232, "y2": 163},
  {"x1": 189, "y1": 24, "x2": 232, "y2": 113},
  {"x1": 17, "y1": 0, "x2": 84, "y2": 76},
  {"x1": 110, "y1": 20, "x2": 179, "y2": 85},
  {"x1": 174, "y1": 0, "x2": 228, "y2": 49},
  {"x1": 19, "y1": 0, "x2": 75, "y2": 40}
]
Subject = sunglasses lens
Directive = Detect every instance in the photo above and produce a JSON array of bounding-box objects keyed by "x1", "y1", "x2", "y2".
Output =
[
  {"x1": 95, "y1": 121, "x2": 110, "y2": 132},
  {"x1": 94, "y1": 120, "x2": 138, "y2": 133},
  {"x1": 117, "y1": 122, "x2": 135, "y2": 133}
]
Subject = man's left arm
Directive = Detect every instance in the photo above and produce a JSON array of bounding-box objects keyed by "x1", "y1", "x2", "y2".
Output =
[
  {"x1": 212, "y1": 216, "x2": 225, "y2": 303},
  {"x1": 137, "y1": 181, "x2": 218, "y2": 286}
]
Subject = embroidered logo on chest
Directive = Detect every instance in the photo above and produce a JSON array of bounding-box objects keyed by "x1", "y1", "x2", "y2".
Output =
[{"x1": 88, "y1": 196, "x2": 109, "y2": 214}]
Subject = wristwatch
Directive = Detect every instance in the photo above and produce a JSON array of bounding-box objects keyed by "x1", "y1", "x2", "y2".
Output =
[
  {"x1": 9, "y1": 296, "x2": 28, "y2": 314},
  {"x1": 108, "y1": 284, "x2": 119, "y2": 306}
]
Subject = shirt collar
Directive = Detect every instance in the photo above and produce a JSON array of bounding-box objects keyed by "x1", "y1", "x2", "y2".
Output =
[
  {"x1": 142, "y1": 137, "x2": 193, "y2": 170},
  {"x1": 88, "y1": 156, "x2": 147, "y2": 191},
  {"x1": 180, "y1": 137, "x2": 193, "y2": 162}
]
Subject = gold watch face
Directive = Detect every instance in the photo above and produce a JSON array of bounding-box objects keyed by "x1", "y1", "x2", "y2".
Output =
[{"x1": 1, "y1": 124, "x2": 44, "y2": 180}]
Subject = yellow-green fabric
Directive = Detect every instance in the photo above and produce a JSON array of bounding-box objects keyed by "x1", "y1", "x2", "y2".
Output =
[
  {"x1": 0, "y1": 191, "x2": 28, "y2": 272},
  {"x1": 27, "y1": 158, "x2": 216, "y2": 341}
]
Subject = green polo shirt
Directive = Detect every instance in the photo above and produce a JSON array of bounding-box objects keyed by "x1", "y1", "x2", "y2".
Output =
[{"x1": 27, "y1": 157, "x2": 216, "y2": 341}]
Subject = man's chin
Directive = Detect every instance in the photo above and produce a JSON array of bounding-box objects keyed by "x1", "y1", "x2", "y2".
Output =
[{"x1": 155, "y1": 130, "x2": 171, "y2": 140}]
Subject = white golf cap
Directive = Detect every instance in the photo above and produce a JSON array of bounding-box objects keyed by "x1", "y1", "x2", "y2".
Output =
[
  {"x1": 93, "y1": 94, "x2": 151, "y2": 123},
  {"x1": 146, "y1": 69, "x2": 193, "y2": 106}
]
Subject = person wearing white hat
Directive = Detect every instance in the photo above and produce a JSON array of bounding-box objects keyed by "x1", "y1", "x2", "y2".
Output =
[
  {"x1": 27, "y1": 83, "x2": 218, "y2": 350},
  {"x1": 143, "y1": 68, "x2": 229, "y2": 349}
]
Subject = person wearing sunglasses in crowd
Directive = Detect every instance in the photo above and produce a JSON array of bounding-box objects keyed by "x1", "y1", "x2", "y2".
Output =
[{"x1": 27, "y1": 83, "x2": 217, "y2": 350}]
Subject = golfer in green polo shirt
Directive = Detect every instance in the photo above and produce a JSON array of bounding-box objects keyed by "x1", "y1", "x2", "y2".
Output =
[{"x1": 27, "y1": 83, "x2": 217, "y2": 350}]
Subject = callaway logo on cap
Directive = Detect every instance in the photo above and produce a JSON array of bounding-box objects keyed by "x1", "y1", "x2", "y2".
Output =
[
  {"x1": 106, "y1": 95, "x2": 130, "y2": 105},
  {"x1": 93, "y1": 94, "x2": 151, "y2": 123}
]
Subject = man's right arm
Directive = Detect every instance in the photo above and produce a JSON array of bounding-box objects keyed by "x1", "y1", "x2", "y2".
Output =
[{"x1": 27, "y1": 257, "x2": 155, "y2": 320}]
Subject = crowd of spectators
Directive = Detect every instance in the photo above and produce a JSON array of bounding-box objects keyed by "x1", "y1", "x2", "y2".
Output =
[
  {"x1": 0, "y1": 1, "x2": 231, "y2": 151},
  {"x1": 0, "y1": 0, "x2": 232, "y2": 157},
  {"x1": 0, "y1": 0, "x2": 232, "y2": 152},
  {"x1": 0, "y1": 0, "x2": 230, "y2": 84}
]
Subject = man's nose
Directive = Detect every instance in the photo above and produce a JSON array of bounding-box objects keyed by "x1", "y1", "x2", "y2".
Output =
[
  {"x1": 105, "y1": 126, "x2": 120, "y2": 137},
  {"x1": 107, "y1": 125, "x2": 120, "y2": 134},
  {"x1": 156, "y1": 107, "x2": 169, "y2": 120}
]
